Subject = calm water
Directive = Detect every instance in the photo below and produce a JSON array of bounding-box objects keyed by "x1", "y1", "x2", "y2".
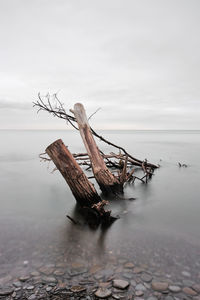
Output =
[{"x1": 0, "y1": 130, "x2": 200, "y2": 280}]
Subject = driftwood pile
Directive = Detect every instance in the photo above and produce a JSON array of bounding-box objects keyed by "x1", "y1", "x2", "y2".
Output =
[{"x1": 33, "y1": 95, "x2": 158, "y2": 227}]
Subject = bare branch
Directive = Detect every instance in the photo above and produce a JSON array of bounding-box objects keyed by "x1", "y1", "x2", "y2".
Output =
[
  {"x1": 33, "y1": 94, "x2": 158, "y2": 186},
  {"x1": 88, "y1": 107, "x2": 101, "y2": 121}
]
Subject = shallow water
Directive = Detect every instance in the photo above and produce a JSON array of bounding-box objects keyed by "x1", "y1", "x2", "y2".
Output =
[{"x1": 0, "y1": 130, "x2": 200, "y2": 284}]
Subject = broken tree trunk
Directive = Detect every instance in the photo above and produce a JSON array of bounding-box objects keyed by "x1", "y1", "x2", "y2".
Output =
[
  {"x1": 46, "y1": 139, "x2": 101, "y2": 207},
  {"x1": 73, "y1": 103, "x2": 123, "y2": 195}
]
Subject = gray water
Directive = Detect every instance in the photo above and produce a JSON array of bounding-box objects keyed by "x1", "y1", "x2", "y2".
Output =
[{"x1": 0, "y1": 130, "x2": 200, "y2": 281}]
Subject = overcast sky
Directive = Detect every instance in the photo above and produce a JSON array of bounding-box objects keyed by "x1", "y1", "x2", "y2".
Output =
[{"x1": 0, "y1": 0, "x2": 200, "y2": 130}]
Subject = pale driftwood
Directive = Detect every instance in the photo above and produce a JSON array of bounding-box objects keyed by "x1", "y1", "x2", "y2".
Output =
[
  {"x1": 33, "y1": 95, "x2": 158, "y2": 170},
  {"x1": 73, "y1": 103, "x2": 123, "y2": 194},
  {"x1": 46, "y1": 139, "x2": 101, "y2": 206}
]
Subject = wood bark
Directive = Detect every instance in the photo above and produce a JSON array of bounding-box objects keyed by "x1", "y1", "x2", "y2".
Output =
[
  {"x1": 73, "y1": 103, "x2": 123, "y2": 194},
  {"x1": 46, "y1": 139, "x2": 101, "y2": 207}
]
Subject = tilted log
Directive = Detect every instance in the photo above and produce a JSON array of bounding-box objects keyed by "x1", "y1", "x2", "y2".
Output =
[
  {"x1": 73, "y1": 103, "x2": 123, "y2": 194},
  {"x1": 46, "y1": 139, "x2": 101, "y2": 207}
]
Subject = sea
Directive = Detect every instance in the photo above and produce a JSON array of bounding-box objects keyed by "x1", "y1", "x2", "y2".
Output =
[{"x1": 0, "y1": 130, "x2": 200, "y2": 287}]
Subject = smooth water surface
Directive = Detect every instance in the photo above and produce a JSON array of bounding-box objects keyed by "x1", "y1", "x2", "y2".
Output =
[{"x1": 0, "y1": 130, "x2": 200, "y2": 280}]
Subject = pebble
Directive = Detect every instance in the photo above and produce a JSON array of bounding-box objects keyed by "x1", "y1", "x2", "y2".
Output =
[
  {"x1": 141, "y1": 273, "x2": 153, "y2": 283},
  {"x1": 94, "y1": 274, "x2": 104, "y2": 280},
  {"x1": 95, "y1": 287, "x2": 112, "y2": 298},
  {"x1": 19, "y1": 276, "x2": 30, "y2": 282},
  {"x1": 130, "y1": 279, "x2": 137, "y2": 286},
  {"x1": 168, "y1": 285, "x2": 181, "y2": 293},
  {"x1": 135, "y1": 290, "x2": 144, "y2": 296},
  {"x1": 151, "y1": 281, "x2": 169, "y2": 291},
  {"x1": 69, "y1": 267, "x2": 88, "y2": 276},
  {"x1": 71, "y1": 262, "x2": 85, "y2": 269},
  {"x1": 112, "y1": 288, "x2": 126, "y2": 294},
  {"x1": 144, "y1": 282, "x2": 151, "y2": 289},
  {"x1": 147, "y1": 297, "x2": 158, "y2": 300},
  {"x1": 112, "y1": 294, "x2": 121, "y2": 299},
  {"x1": 70, "y1": 285, "x2": 87, "y2": 292},
  {"x1": 193, "y1": 284, "x2": 200, "y2": 293},
  {"x1": 182, "y1": 279, "x2": 194, "y2": 287},
  {"x1": 23, "y1": 260, "x2": 29, "y2": 266},
  {"x1": 133, "y1": 267, "x2": 144, "y2": 274},
  {"x1": 42, "y1": 276, "x2": 57, "y2": 283},
  {"x1": 122, "y1": 272, "x2": 133, "y2": 279},
  {"x1": 28, "y1": 295, "x2": 37, "y2": 300},
  {"x1": 46, "y1": 286, "x2": 52, "y2": 292},
  {"x1": 54, "y1": 269, "x2": 65, "y2": 276},
  {"x1": 99, "y1": 282, "x2": 111, "y2": 288},
  {"x1": 12, "y1": 291, "x2": 16, "y2": 297},
  {"x1": 26, "y1": 285, "x2": 34, "y2": 290},
  {"x1": 135, "y1": 284, "x2": 146, "y2": 291},
  {"x1": 153, "y1": 291, "x2": 162, "y2": 298},
  {"x1": 89, "y1": 265, "x2": 102, "y2": 274},
  {"x1": 181, "y1": 271, "x2": 191, "y2": 277},
  {"x1": 39, "y1": 266, "x2": 55, "y2": 275},
  {"x1": 113, "y1": 279, "x2": 129, "y2": 289},
  {"x1": 124, "y1": 262, "x2": 134, "y2": 268},
  {"x1": 31, "y1": 271, "x2": 40, "y2": 276},
  {"x1": 182, "y1": 287, "x2": 197, "y2": 296},
  {"x1": 13, "y1": 281, "x2": 22, "y2": 288},
  {"x1": 0, "y1": 288, "x2": 14, "y2": 296}
]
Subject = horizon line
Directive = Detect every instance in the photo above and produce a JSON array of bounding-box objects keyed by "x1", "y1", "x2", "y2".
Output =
[{"x1": 0, "y1": 128, "x2": 200, "y2": 131}]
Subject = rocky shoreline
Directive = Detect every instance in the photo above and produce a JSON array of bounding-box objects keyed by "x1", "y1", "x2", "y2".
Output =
[{"x1": 1, "y1": 258, "x2": 200, "y2": 300}]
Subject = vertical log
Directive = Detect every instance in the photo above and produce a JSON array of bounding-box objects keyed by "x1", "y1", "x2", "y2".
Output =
[
  {"x1": 46, "y1": 139, "x2": 101, "y2": 207},
  {"x1": 73, "y1": 103, "x2": 123, "y2": 194}
]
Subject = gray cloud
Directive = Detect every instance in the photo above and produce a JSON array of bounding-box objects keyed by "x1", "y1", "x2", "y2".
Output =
[
  {"x1": 0, "y1": 0, "x2": 200, "y2": 129},
  {"x1": 0, "y1": 100, "x2": 31, "y2": 110}
]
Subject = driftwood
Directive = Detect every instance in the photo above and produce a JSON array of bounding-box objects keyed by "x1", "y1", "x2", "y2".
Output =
[
  {"x1": 73, "y1": 103, "x2": 122, "y2": 194},
  {"x1": 33, "y1": 93, "x2": 158, "y2": 170},
  {"x1": 34, "y1": 95, "x2": 159, "y2": 227},
  {"x1": 46, "y1": 139, "x2": 100, "y2": 206},
  {"x1": 34, "y1": 94, "x2": 158, "y2": 187},
  {"x1": 46, "y1": 139, "x2": 115, "y2": 226}
]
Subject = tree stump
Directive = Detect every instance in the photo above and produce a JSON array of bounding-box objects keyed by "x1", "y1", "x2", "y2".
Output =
[
  {"x1": 46, "y1": 139, "x2": 101, "y2": 207},
  {"x1": 73, "y1": 103, "x2": 123, "y2": 195}
]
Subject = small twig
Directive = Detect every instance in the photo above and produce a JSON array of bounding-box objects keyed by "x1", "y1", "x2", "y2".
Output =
[
  {"x1": 33, "y1": 94, "x2": 158, "y2": 169},
  {"x1": 66, "y1": 215, "x2": 79, "y2": 225},
  {"x1": 39, "y1": 152, "x2": 51, "y2": 162},
  {"x1": 88, "y1": 107, "x2": 101, "y2": 121}
]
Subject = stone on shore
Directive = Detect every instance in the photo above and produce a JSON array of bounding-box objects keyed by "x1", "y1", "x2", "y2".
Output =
[
  {"x1": 193, "y1": 284, "x2": 200, "y2": 293},
  {"x1": 113, "y1": 279, "x2": 129, "y2": 289},
  {"x1": 182, "y1": 287, "x2": 197, "y2": 296},
  {"x1": 95, "y1": 287, "x2": 112, "y2": 298},
  {"x1": 182, "y1": 271, "x2": 191, "y2": 277},
  {"x1": 0, "y1": 288, "x2": 14, "y2": 296},
  {"x1": 141, "y1": 273, "x2": 153, "y2": 283},
  {"x1": 151, "y1": 281, "x2": 169, "y2": 291},
  {"x1": 135, "y1": 284, "x2": 146, "y2": 291},
  {"x1": 135, "y1": 290, "x2": 144, "y2": 296},
  {"x1": 168, "y1": 285, "x2": 181, "y2": 293},
  {"x1": 70, "y1": 285, "x2": 87, "y2": 293},
  {"x1": 124, "y1": 262, "x2": 134, "y2": 268}
]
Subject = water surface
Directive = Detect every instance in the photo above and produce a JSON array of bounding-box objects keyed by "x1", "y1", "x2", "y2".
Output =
[{"x1": 0, "y1": 130, "x2": 200, "y2": 282}]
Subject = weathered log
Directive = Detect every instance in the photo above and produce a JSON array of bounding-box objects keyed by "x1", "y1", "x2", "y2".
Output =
[
  {"x1": 46, "y1": 139, "x2": 101, "y2": 207},
  {"x1": 73, "y1": 103, "x2": 123, "y2": 195},
  {"x1": 46, "y1": 139, "x2": 117, "y2": 227}
]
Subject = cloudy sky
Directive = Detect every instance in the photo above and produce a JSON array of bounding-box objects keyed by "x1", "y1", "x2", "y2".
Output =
[{"x1": 0, "y1": 0, "x2": 200, "y2": 130}]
